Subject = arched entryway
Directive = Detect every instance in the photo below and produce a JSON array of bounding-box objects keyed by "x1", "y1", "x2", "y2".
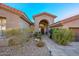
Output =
[{"x1": 39, "y1": 20, "x2": 49, "y2": 34}]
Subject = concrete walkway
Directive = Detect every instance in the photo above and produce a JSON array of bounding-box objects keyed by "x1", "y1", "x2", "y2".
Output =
[{"x1": 42, "y1": 35, "x2": 79, "y2": 56}]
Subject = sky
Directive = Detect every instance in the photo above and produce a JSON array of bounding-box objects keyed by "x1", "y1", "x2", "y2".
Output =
[{"x1": 5, "y1": 3, "x2": 79, "y2": 23}]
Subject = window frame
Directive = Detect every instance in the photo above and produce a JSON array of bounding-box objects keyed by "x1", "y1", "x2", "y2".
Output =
[{"x1": 0, "y1": 16, "x2": 6, "y2": 38}]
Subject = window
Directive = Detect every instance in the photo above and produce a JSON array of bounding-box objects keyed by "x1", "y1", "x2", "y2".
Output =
[{"x1": 0, "y1": 17, "x2": 6, "y2": 38}]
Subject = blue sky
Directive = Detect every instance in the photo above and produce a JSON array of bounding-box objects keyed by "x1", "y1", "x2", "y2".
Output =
[{"x1": 5, "y1": 3, "x2": 79, "y2": 23}]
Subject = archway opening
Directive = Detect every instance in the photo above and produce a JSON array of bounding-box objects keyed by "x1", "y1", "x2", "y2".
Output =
[{"x1": 39, "y1": 20, "x2": 49, "y2": 34}]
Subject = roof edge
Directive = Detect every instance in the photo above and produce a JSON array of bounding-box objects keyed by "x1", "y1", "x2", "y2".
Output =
[
  {"x1": 60, "y1": 15, "x2": 79, "y2": 24},
  {"x1": 0, "y1": 3, "x2": 32, "y2": 25},
  {"x1": 51, "y1": 14, "x2": 79, "y2": 27},
  {"x1": 33, "y1": 12, "x2": 57, "y2": 20}
]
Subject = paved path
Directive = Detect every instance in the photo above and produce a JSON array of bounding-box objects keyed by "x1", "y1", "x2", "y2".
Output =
[{"x1": 42, "y1": 35, "x2": 79, "y2": 56}]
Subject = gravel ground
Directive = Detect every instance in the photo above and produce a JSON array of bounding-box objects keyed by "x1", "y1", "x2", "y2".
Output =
[{"x1": 0, "y1": 38, "x2": 49, "y2": 56}]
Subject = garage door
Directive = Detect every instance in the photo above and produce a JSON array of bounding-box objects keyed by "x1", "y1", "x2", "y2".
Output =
[{"x1": 70, "y1": 27, "x2": 79, "y2": 41}]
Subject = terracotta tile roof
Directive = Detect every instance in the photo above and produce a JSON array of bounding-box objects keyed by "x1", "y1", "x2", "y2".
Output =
[
  {"x1": 0, "y1": 3, "x2": 32, "y2": 25},
  {"x1": 33, "y1": 12, "x2": 57, "y2": 19},
  {"x1": 51, "y1": 15, "x2": 79, "y2": 27},
  {"x1": 60, "y1": 15, "x2": 79, "y2": 24}
]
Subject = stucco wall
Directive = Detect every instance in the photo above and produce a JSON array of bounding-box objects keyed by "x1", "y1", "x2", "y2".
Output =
[
  {"x1": 34, "y1": 14, "x2": 54, "y2": 31},
  {"x1": 0, "y1": 9, "x2": 29, "y2": 30},
  {"x1": 62, "y1": 19, "x2": 79, "y2": 29},
  {"x1": 18, "y1": 18, "x2": 30, "y2": 29}
]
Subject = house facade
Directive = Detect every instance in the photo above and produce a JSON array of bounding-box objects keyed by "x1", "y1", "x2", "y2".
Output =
[
  {"x1": 0, "y1": 3, "x2": 33, "y2": 46},
  {"x1": 33, "y1": 12, "x2": 56, "y2": 34},
  {"x1": 33, "y1": 12, "x2": 79, "y2": 41},
  {"x1": 0, "y1": 3, "x2": 32, "y2": 37},
  {"x1": 0, "y1": 3, "x2": 79, "y2": 42}
]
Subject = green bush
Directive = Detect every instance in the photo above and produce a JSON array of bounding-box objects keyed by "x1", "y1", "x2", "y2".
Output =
[{"x1": 52, "y1": 28, "x2": 74, "y2": 45}]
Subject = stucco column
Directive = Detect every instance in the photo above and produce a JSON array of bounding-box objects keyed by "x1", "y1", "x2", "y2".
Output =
[{"x1": 34, "y1": 19, "x2": 40, "y2": 32}]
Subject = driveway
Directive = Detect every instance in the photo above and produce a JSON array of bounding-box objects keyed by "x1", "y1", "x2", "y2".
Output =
[{"x1": 42, "y1": 35, "x2": 79, "y2": 56}]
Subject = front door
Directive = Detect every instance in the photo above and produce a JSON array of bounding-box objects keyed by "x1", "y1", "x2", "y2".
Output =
[{"x1": 41, "y1": 28, "x2": 44, "y2": 34}]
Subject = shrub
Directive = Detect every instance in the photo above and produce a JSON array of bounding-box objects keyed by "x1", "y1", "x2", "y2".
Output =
[
  {"x1": 5, "y1": 29, "x2": 21, "y2": 38},
  {"x1": 34, "y1": 32, "x2": 42, "y2": 39},
  {"x1": 52, "y1": 28, "x2": 74, "y2": 45},
  {"x1": 8, "y1": 37, "x2": 21, "y2": 46},
  {"x1": 5, "y1": 28, "x2": 31, "y2": 46}
]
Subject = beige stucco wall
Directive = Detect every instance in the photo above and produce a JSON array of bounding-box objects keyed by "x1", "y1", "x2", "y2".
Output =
[
  {"x1": 18, "y1": 18, "x2": 30, "y2": 29},
  {"x1": 62, "y1": 19, "x2": 79, "y2": 29},
  {"x1": 34, "y1": 14, "x2": 55, "y2": 31},
  {"x1": 0, "y1": 9, "x2": 30, "y2": 30}
]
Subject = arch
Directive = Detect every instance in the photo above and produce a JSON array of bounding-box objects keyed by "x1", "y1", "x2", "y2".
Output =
[{"x1": 39, "y1": 19, "x2": 49, "y2": 34}]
